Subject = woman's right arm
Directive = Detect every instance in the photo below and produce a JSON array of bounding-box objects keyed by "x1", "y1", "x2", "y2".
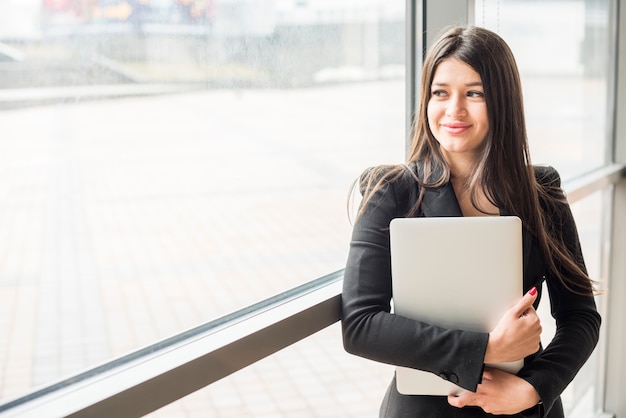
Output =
[{"x1": 341, "y1": 171, "x2": 489, "y2": 393}]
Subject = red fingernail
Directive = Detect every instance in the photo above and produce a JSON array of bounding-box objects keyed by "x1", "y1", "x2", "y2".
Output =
[{"x1": 529, "y1": 286, "x2": 537, "y2": 296}]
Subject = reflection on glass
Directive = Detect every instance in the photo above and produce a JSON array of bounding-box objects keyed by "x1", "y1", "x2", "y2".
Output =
[
  {"x1": 0, "y1": 0, "x2": 405, "y2": 407},
  {"x1": 475, "y1": 0, "x2": 611, "y2": 180}
]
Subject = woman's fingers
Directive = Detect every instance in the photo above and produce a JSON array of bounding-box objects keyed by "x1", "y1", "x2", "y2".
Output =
[
  {"x1": 486, "y1": 287, "x2": 542, "y2": 363},
  {"x1": 513, "y1": 286, "x2": 538, "y2": 317}
]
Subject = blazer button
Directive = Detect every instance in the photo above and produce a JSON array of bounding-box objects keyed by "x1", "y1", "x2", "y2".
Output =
[{"x1": 438, "y1": 371, "x2": 459, "y2": 384}]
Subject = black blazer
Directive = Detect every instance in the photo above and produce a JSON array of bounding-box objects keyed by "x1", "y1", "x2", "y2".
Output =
[{"x1": 341, "y1": 162, "x2": 601, "y2": 418}]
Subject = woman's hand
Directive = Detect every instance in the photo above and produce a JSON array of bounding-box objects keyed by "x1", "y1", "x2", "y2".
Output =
[
  {"x1": 448, "y1": 367, "x2": 541, "y2": 414},
  {"x1": 484, "y1": 286, "x2": 542, "y2": 364}
]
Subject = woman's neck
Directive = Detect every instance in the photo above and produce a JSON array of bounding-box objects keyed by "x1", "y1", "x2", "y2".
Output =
[
  {"x1": 445, "y1": 159, "x2": 499, "y2": 217},
  {"x1": 441, "y1": 149, "x2": 475, "y2": 182}
]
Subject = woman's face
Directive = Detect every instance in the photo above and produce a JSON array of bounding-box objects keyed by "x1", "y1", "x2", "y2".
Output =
[{"x1": 427, "y1": 58, "x2": 490, "y2": 166}]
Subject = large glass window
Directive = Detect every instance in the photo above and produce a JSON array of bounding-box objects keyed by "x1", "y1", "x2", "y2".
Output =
[
  {"x1": 0, "y1": 0, "x2": 405, "y2": 402},
  {"x1": 476, "y1": 0, "x2": 612, "y2": 180}
]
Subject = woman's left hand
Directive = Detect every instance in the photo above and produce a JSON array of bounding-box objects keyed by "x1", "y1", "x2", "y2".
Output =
[{"x1": 447, "y1": 367, "x2": 541, "y2": 415}]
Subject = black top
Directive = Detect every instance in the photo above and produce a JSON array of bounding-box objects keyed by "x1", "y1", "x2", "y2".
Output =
[{"x1": 341, "y1": 162, "x2": 601, "y2": 417}]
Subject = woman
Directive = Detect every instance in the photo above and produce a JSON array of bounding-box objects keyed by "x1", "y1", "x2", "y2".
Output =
[{"x1": 341, "y1": 26, "x2": 601, "y2": 417}]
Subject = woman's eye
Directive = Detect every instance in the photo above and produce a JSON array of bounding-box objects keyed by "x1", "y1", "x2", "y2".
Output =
[
  {"x1": 431, "y1": 90, "x2": 447, "y2": 97},
  {"x1": 467, "y1": 90, "x2": 485, "y2": 98}
]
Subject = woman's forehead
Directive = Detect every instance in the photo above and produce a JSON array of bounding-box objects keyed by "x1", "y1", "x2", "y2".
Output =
[{"x1": 431, "y1": 58, "x2": 482, "y2": 85}]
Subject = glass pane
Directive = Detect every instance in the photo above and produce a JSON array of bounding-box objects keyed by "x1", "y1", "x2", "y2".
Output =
[
  {"x1": 475, "y1": 0, "x2": 613, "y2": 414},
  {"x1": 475, "y1": 0, "x2": 612, "y2": 181},
  {"x1": 0, "y1": 0, "x2": 405, "y2": 402}
]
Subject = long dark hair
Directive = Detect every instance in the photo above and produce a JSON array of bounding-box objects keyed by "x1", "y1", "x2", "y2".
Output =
[{"x1": 353, "y1": 26, "x2": 596, "y2": 295}]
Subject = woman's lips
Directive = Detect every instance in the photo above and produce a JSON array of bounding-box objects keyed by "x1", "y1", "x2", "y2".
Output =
[{"x1": 442, "y1": 122, "x2": 471, "y2": 134}]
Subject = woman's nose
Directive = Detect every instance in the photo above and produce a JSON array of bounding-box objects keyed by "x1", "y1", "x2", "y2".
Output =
[{"x1": 445, "y1": 95, "x2": 467, "y2": 118}]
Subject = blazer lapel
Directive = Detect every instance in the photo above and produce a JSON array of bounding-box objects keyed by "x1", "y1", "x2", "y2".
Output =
[
  {"x1": 409, "y1": 161, "x2": 462, "y2": 218},
  {"x1": 420, "y1": 183, "x2": 463, "y2": 217}
]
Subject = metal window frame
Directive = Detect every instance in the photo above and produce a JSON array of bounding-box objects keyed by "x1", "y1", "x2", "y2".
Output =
[{"x1": 602, "y1": 0, "x2": 626, "y2": 416}]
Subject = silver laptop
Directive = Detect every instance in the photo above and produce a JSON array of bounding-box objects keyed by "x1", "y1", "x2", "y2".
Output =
[{"x1": 389, "y1": 216, "x2": 523, "y2": 396}]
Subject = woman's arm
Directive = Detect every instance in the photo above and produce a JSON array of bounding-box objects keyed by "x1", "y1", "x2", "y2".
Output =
[
  {"x1": 516, "y1": 166, "x2": 601, "y2": 414},
  {"x1": 447, "y1": 289, "x2": 544, "y2": 414},
  {"x1": 341, "y1": 167, "x2": 488, "y2": 392}
]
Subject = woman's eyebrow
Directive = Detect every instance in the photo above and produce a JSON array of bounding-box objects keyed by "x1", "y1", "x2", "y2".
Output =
[{"x1": 431, "y1": 81, "x2": 483, "y2": 87}]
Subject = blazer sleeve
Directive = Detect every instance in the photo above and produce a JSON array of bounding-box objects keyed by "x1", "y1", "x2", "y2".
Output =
[
  {"x1": 517, "y1": 166, "x2": 601, "y2": 416},
  {"x1": 341, "y1": 167, "x2": 489, "y2": 392}
]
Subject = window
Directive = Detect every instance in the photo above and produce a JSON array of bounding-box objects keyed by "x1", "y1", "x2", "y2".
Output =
[
  {"x1": 476, "y1": 0, "x2": 612, "y2": 180},
  {"x1": 0, "y1": 0, "x2": 405, "y2": 402}
]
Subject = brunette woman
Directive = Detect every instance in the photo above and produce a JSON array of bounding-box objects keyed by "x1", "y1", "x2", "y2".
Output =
[{"x1": 341, "y1": 26, "x2": 600, "y2": 417}]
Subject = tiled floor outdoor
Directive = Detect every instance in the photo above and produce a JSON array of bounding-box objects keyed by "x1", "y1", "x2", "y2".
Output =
[{"x1": 0, "y1": 82, "x2": 405, "y2": 417}]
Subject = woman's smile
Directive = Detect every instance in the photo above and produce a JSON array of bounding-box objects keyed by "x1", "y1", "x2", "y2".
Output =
[{"x1": 441, "y1": 122, "x2": 473, "y2": 134}]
